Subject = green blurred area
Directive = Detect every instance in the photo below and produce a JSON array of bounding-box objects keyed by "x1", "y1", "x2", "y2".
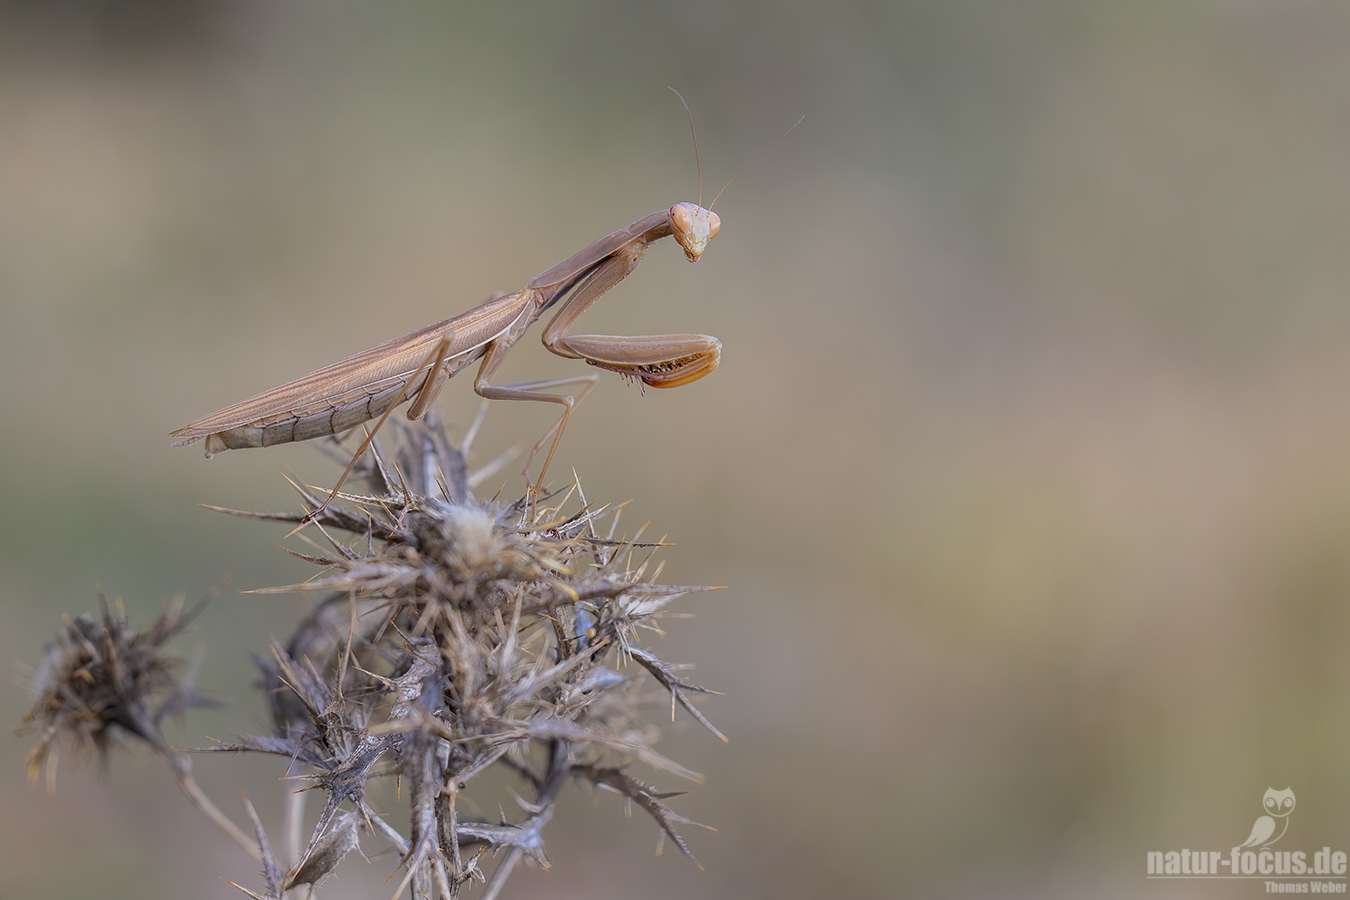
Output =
[{"x1": 4, "y1": 1, "x2": 1350, "y2": 897}]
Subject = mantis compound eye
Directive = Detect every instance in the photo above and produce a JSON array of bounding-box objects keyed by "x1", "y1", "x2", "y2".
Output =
[{"x1": 669, "y1": 203, "x2": 695, "y2": 235}]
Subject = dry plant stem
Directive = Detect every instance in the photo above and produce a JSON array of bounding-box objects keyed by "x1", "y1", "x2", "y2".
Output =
[
  {"x1": 126, "y1": 698, "x2": 263, "y2": 862},
  {"x1": 481, "y1": 849, "x2": 523, "y2": 900},
  {"x1": 284, "y1": 759, "x2": 307, "y2": 863},
  {"x1": 169, "y1": 753, "x2": 263, "y2": 861},
  {"x1": 479, "y1": 743, "x2": 569, "y2": 900}
]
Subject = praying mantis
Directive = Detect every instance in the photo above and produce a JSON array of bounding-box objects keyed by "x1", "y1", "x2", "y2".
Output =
[
  {"x1": 172, "y1": 96, "x2": 797, "y2": 510},
  {"x1": 170, "y1": 200, "x2": 723, "y2": 502}
]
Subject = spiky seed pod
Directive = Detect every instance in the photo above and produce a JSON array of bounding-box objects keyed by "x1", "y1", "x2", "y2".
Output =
[
  {"x1": 214, "y1": 417, "x2": 723, "y2": 896},
  {"x1": 21, "y1": 594, "x2": 207, "y2": 785}
]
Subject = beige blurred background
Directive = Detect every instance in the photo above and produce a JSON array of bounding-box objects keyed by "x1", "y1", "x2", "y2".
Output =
[{"x1": 5, "y1": 2, "x2": 1350, "y2": 897}]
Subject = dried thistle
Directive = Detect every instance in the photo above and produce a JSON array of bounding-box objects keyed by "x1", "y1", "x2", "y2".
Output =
[
  {"x1": 20, "y1": 413, "x2": 723, "y2": 899},
  {"x1": 22, "y1": 594, "x2": 204, "y2": 782},
  {"x1": 222, "y1": 414, "x2": 723, "y2": 897},
  {"x1": 20, "y1": 589, "x2": 262, "y2": 857}
]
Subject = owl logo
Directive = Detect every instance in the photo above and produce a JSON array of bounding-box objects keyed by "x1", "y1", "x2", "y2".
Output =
[{"x1": 1234, "y1": 788, "x2": 1296, "y2": 851}]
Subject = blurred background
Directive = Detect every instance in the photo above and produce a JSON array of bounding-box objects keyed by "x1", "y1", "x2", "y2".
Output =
[{"x1": 4, "y1": 1, "x2": 1350, "y2": 897}]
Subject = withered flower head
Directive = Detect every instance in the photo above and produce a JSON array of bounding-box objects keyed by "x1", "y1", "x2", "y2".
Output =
[
  {"x1": 21, "y1": 594, "x2": 207, "y2": 787},
  {"x1": 212, "y1": 418, "x2": 724, "y2": 896}
]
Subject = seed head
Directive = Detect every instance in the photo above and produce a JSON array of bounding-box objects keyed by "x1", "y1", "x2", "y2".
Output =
[{"x1": 21, "y1": 594, "x2": 208, "y2": 787}]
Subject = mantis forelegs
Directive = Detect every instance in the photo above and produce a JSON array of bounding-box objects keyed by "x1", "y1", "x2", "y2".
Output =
[{"x1": 540, "y1": 240, "x2": 721, "y2": 389}]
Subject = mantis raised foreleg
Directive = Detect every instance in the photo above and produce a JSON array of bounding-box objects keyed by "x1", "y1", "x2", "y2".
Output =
[{"x1": 170, "y1": 201, "x2": 724, "y2": 506}]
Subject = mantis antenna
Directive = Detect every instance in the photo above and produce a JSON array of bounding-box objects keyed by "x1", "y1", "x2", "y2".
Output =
[{"x1": 668, "y1": 86, "x2": 804, "y2": 212}]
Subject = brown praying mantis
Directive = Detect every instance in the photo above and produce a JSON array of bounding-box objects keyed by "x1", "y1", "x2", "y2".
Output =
[
  {"x1": 172, "y1": 97, "x2": 798, "y2": 514},
  {"x1": 170, "y1": 201, "x2": 721, "y2": 496}
]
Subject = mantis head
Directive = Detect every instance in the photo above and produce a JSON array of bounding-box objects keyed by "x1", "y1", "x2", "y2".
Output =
[
  {"x1": 669, "y1": 202, "x2": 720, "y2": 262},
  {"x1": 665, "y1": 87, "x2": 797, "y2": 265}
]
